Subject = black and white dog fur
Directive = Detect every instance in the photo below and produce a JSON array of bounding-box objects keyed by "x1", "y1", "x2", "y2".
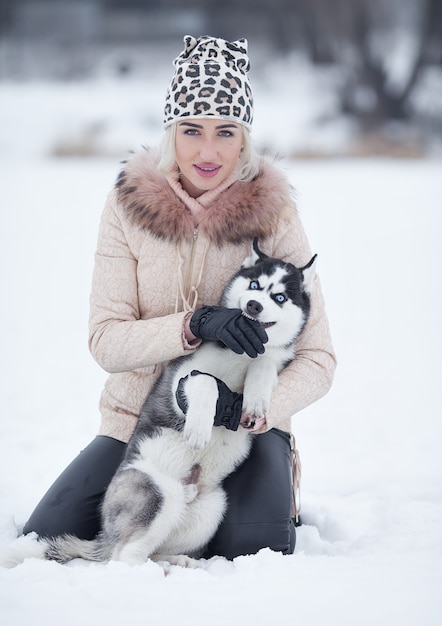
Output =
[{"x1": 6, "y1": 240, "x2": 316, "y2": 569}]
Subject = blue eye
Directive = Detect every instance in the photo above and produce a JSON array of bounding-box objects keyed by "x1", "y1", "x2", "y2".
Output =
[
  {"x1": 274, "y1": 294, "x2": 286, "y2": 304},
  {"x1": 249, "y1": 280, "x2": 260, "y2": 290}
]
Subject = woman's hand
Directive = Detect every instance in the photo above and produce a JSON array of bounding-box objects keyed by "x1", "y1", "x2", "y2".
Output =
[
  {"x1": 189, "y1": 306, "x2": 268, "y2": 358},
  {"x1": 240, "y1": 412, "x2": 267, "y2": 433}
]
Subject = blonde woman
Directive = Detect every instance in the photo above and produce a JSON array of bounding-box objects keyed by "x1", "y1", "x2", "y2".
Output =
[{"x1": 24, "y1": 35, "x2": 336, "y2": 560}]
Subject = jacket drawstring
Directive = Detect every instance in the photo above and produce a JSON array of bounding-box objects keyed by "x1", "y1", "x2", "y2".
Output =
[{"x1": 175, "y1": 237, "x2": 210, "y2": 314}]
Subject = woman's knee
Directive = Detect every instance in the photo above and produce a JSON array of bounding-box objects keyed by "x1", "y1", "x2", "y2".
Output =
[
  {"x1": 204, "y1": 429, "x2": 296, "y2": 559},
  {"x1": 23, "y1": 436, "x2": 126, "y2": 540}
]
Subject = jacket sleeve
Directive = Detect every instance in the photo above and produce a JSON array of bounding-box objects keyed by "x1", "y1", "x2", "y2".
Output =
[
  {"x1": 261, "y1": 203, "x2": 337, "y2": 431},
  {"x1": 88, "y1": 191, "x2": 196, "y2": 374}
]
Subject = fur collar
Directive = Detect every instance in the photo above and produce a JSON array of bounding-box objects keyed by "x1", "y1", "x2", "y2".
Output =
[{"x1": 116, "y1": 147, "x2": 293, "y2": 245}]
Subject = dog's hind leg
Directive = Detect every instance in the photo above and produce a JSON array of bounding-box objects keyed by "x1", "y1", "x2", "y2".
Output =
[
  {"x1": 105, "y1": 467, "x2": 189, "y2": 566},
  {"x1": 154, "y1": 486, "x2": 227, "y2": 561}
]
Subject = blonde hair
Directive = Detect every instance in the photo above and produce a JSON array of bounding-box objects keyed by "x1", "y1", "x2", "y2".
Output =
[{"x1": 158, "y1": 122, "x2": 261, "y2": 182}]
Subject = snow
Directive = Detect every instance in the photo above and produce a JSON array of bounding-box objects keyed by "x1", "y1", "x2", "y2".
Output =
[{"x1": 1, "y1": 74, "x2": 442, "y2": 626}]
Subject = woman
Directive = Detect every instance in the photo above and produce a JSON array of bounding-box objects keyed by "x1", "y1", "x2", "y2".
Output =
[{"x1": 24, "y1": 35, "x2": 336, "y2": 560}]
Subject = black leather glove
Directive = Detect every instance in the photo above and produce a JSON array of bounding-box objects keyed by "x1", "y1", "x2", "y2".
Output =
[
  {"x1": 190, "y1": 306, "x2": 268, "y2": 358},
  {"x1": 176, "y1": 370, "x2": 243, "y2": 432}
]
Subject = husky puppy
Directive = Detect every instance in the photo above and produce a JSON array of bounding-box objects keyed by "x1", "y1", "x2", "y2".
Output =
[{"x1": 42, "y1": 240, "x2": 316, "y2": 567}]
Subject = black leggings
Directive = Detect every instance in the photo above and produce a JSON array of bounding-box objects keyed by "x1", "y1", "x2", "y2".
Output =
[{"x1": 24, "y1": 429, "x2": 295, "y2": 560}]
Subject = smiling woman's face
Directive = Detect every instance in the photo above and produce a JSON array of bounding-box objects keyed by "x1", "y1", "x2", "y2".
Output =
[{"x1": 174, "y1": 118, "x2": 244, "y2": 198}]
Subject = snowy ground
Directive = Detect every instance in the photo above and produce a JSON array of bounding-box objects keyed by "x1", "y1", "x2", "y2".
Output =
[{"x1": 1, "y1": 76, "x2": 441, "y2": 625}]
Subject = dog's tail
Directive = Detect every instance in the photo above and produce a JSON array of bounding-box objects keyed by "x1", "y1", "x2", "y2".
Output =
[
  {"x1": 45, "y1": 534, "x2": 110, "y2": 564},
  {"x1": 0, "y1": 532, "x2": 110, "y2": 568},
  {"x1": 0, "y1": 532, "x2": 47, "y2": 568}
]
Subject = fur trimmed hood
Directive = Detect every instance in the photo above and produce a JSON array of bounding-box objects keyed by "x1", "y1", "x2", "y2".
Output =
[{"x1": 116, "y1": 148, "x2": 294, "y2": 246}]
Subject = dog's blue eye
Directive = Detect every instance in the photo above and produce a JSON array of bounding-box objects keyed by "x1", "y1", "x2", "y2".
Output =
[
  {"x1": 249, "y1": 280, "x2": 260, "y2": 290},
  {"x1": 274, "y1": 294, "x2": 286, "y2": 304}
]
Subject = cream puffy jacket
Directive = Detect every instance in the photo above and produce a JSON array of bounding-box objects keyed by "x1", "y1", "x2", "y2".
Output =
[{"x1": 89, "y1": 148, "x2": 336, "y2": 442}]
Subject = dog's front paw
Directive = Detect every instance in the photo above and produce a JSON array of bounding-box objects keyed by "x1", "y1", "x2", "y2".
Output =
[{"x1": 242, "y1": 395, "x2": 268, "y2": 420}]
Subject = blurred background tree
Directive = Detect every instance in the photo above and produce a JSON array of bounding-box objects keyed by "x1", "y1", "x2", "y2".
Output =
[
  {"x1": 0, "y1": 0, "x2": 440, "y2": 153},
  {"x1": 296, "y1": 0, "x2": 442, "y2": 127}
]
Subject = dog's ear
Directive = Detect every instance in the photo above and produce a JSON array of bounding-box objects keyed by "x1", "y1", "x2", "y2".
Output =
[
  {"x1": 301, "y1": 254, "x2": 317, "y2": 294},
  {"x1": 241, "y1": 237, "x2": 268, "y2": 268}
]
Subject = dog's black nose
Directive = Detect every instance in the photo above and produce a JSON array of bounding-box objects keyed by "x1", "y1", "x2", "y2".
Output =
[{"x1": 246, "y1": 300, "x2": 263, "y2": 317}]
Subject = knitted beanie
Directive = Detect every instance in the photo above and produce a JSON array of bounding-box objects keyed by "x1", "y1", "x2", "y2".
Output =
[{"x1": 164, "y1": 35, "x2": 254, "y2": 129}]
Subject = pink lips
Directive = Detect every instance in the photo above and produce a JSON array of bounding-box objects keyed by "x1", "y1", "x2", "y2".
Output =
[{"x1": 194, "y1": 163, "x2": 221, "y2": 178}]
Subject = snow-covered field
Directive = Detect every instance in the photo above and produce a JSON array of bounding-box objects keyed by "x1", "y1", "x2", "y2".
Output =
[{"x1": 0, "y1": 75, "x2": 441, "y2": 625}]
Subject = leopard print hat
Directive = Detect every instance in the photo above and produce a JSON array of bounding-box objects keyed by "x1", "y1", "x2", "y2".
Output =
[{"x1": 164, "y1": 35, "x2": 254, "y2": 129}]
